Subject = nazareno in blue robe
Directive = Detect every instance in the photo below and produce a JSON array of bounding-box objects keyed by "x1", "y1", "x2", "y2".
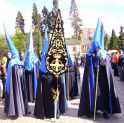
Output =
[
  {"x1": 4, "y1": 28, "x2": 28, "y2": 117},
  {"x1": 78, "y1": 53, "x2": 121, "y2": 117}
]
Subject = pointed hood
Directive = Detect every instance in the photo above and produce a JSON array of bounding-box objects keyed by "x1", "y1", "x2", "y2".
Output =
[
  {"x1": 24, "y1": 29, "x2": 37, "y2": 71},
  {"x1": 4, "y1": 26, "x2": 20, "y2": 95},
  {"x1": 24, "y1": 28, "x2": 38, "y2": 97},
  {"x1": 99, "y1": 23, "x2": 105, "y2": 50},
  {"x1": 4, "y1": 27, "x2": 19, "y2": 59},
  {"x1": 88, "y1": 18, "x2": 105, "y2": 54},
  {"x1": 40, "y1": 27, "x2": 49, "y2": 73},
  {"x1": 67, "y1": 50, "x2": 73, "y2": 68}
]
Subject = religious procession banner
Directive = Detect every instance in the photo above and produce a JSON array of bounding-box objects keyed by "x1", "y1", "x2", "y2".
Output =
[{"x1": 46, "y1": 10, "x2": 68, "y2": 77}]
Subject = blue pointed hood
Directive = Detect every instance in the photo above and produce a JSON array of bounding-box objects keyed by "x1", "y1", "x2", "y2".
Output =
[
  {"x1": 67, "y1": 50, "x2": 73, "y2": 68},
  {"x1": 88, "y1": 18, "x2": 105, "y2": 54},
  {"x1": 4, "y1": 27, "x2": 19, "y2": 59},
  {"x1": 40, "y1": 27, "x2": 49, "y2": 73},
  {"x1": 99, "y1": 23, "x2": 105, "y2": 50},
  {"x1": 24, "y1": 28, "x2": 38, "y2": 97},
  {"x1": 24, "y1": 29, "x2": 37, "y2": 71},
  {"x1": 4, "y1": 26, "x2": 20, "y2": 95}
]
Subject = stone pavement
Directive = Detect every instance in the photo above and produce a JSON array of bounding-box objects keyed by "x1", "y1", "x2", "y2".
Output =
[{"x1": 0, "y1": 76, "x2": 124, "y2": 123}]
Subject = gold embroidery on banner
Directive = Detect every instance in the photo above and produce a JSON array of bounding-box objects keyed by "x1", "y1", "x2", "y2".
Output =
[
  {"x1": 51, "y1": 88, "x2": 60, "y2": 101},
  {"x1": 46, "y1": 10, "x2": 67, "y2": 77}
]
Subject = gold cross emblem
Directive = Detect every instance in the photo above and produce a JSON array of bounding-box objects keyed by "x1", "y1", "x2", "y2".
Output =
[{"x1": 50, "y1": 53, "x2": 64, "y2": 74}]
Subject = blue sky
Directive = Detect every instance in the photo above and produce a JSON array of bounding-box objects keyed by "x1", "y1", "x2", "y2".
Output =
[{"x1": 0, "y1": 0, "x2": 124, "y2": 37}]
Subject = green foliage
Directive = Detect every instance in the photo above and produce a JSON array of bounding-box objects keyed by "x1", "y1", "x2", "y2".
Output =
[
  {"x1": 16, "y1": 11, "x2": 25, "y2": 33},
  {"x1": 118, "y1": 26, "x2": 124, "y2": 50},
  {"x1": 33, "y1": 28, "x2": 42, "y2": 58},
  {"x1": 0, "y1": 34, "x2": 8, "y2": 52},
  {"x1": 104, "y1": 34, "x2": 110, "y2": 50},
  {"x1": 12, "y1": 33, "x2": 27, "y2": 52},
  {"x1": 109, "y1": 29, "x2": 118, "y2": 49},
  {"x1": 0, "y1": 33, "x2": 27, "y2": 54},
  {"x1": 32, "y1": 3, "x2": 39, "y2": 26},
  {"x1": 32, "y1": 3, "x2": 42, "y2": 58}
]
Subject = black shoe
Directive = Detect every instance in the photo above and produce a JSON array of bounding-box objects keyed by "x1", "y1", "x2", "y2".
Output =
[{"x1": 103, "y1": 112, "x2": 110, "y2": 119}]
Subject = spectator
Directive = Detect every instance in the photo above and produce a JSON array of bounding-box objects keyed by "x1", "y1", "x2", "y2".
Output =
[{"x1": 111, "y1": 52, "x2": 119, "y2": 76}]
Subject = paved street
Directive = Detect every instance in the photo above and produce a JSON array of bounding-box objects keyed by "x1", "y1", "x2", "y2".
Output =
[{"x1": 0, "y1": 76, "x2": 123, "y2": 123}]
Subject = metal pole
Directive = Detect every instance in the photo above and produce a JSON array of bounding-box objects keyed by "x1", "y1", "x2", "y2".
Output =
[
  {"x1": 54, "y1": 76, "x2": 59, "y2": 122},
  {"x1": 67, "y1": 67, "x2": 70, "y2": 100}
]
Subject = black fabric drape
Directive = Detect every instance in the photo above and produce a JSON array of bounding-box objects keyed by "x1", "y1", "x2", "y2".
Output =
[
  {"x1": 34, "y1": 72, "x2": 66, "y2": 119},
  {"x1": 25, "y1": 70, "x2": 35, "y2": 102}
]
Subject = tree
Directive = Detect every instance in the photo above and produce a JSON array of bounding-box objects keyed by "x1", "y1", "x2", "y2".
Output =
[
  {"x1": 33, "y1": 27, "x2": 42, "y2": 58},
  {"x1": 69, "y1": 0, "x2": 83, "y2": 38},
  {"x1": 104, "y1": 33, "x2": 110, "y2": 50},
  {"x1": 71, "y1": 16, "x2": 82, "y2": 38},
  {"x1": 109, "y1": 29, "x2": 118, "y2": 49},
  {"x1": 118, "y1": 26, "x2": 124, "y2": 50},
  {"x1": 41, "y1": 2, "x2": 59, "y2": 34},
  {"x1": 0, "y1": 34, "x2": 8, "y2": 52},
  {"x1": 32, "y1": 3, "x2": 39, "y2": 27},
  {"x1": 53, "y1": 0, "x2": 58, "y2": 10},
  {"x1": 41, "y1": 6, "x2": 49, "y2": 32},
  {"x1": 12, "y1": 33, "x2": 27, "y2": 52},
  {"x1": 16, "y1": 11, "x2": 25, "y2": 33},
  {"x1": 32, "y1": 3, "x2": 42, "y2": 58}
]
